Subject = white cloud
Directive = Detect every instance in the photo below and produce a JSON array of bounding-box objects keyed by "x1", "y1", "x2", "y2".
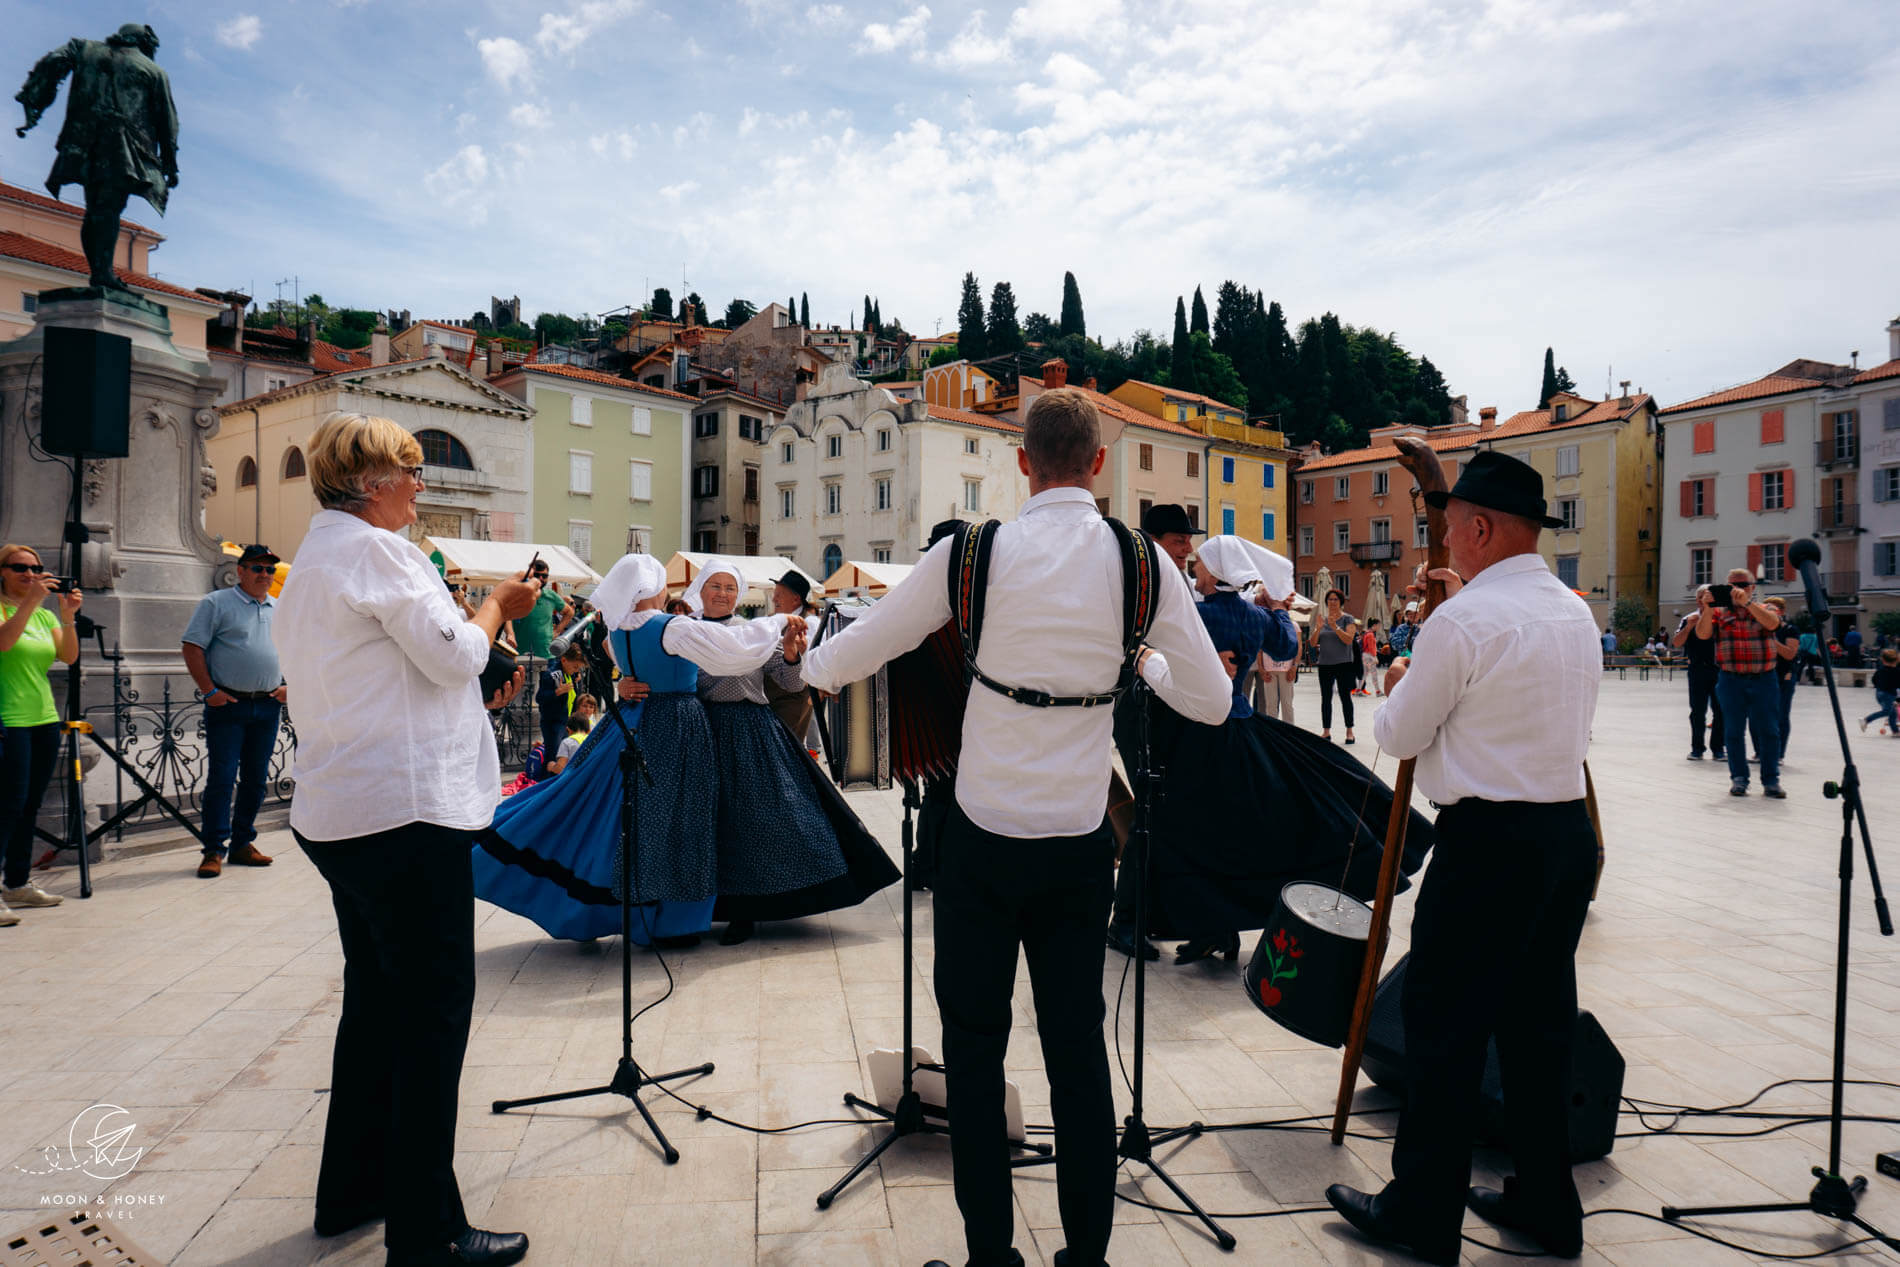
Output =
[
  {"x1": 536, "y1": 0, "x2": 640, "y2": 55},
  {"x1": 477, "y1": 37, "x2": 533, "y2": 89},
  {"x1": 510, "y1": 102, "x2": 552, "y2": 129},
  {"x1": 806, "y1": 3, "x2": 848, "y2": 26},
  {"x1": 858, "y1": 5, "x2": 931, "y2": 54},
  {"x1": 739, "y1": 107, "x2": 761, "y2": 136},
  {"x1": 941, "y1": 9, "x2": 1013, "y2": 68},
  {"x1": 1006, "y1": 0, "x2": 1122, "y2": 43},
  {"x1": 216, "y1": 14, "x2": 263, "y2": 50},
  {"x1": 659, "y1": 180, "x2": 699, "y2": 202}
]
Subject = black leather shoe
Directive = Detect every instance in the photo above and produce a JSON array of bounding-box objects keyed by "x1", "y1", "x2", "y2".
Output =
[
  {"x1": 313, "y1": 1203, "x2": 382, "y2": 1237},
  {"x1": 1174, "y1": 931, "x2": 1240, "y2": 966},
  {"x1": 387, "y1": 1227, "x2": 528, "y2": 1267},
  {"x1": 1106, "y1": 923, "x2": 1158, "y2": 961},
  {"x1": 1052, "y1": 1250, "x2": 1109, "y2": 1266},
  {"x1": 719, "y1": 919, "x2": 756, "y2": 945},
  {"x1": 1324, "y1": 1185, "x2": 1456, "y2": 1266},
  {"x1": 1467, "y1": 1183, "x2": 1582, "y2": 1257},
  {"x1": 1763, "y1": 784, "x2": 1787, "y2": 799}
]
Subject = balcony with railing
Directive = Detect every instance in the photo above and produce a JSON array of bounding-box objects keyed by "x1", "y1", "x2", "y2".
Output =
[
  {"x1": 1823, "y1": 571, "x2": 1859, "y2": 603},
  {"x1": 422, "y1": 463, "x2": 501, "y2": 492},
  {"x1": 1815, "y1": 502, "x2": 1860, "y2": 534},
  {"x1": 1350, "y1": 540, "x2": 1403, "y2": 565},
  {"x1": 1814, "y1": 437, "x2": 1859, "y2": 469}
]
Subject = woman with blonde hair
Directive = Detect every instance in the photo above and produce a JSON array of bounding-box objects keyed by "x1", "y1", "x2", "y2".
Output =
[
  {"x1": 0, "y1": 543, "x2": 80, "y2": 924},
  {"x1": 275, "y1": 411, "x2": 540, "y2": 1267}
]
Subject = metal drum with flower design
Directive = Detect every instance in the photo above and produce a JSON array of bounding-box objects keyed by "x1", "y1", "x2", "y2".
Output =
[{"x1": 1244, "y1": 881, "x2": 1373, "y2": 1048}]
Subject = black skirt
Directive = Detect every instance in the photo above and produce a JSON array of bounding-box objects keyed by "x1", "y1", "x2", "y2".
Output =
[{"x1": 1122, "y1": 701, "x2": 1433, "y2": 940}]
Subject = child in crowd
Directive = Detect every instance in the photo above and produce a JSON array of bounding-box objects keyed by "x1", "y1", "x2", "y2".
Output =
[
  {"x1": 544, "y1": 713, "x2": 592, "y2": 777},
  {"x1": 1862, "y1": 648, "x2": 1900, "y2": 736}
]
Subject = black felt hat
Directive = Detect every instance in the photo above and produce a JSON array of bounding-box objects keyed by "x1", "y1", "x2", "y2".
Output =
[
  {"x1": 777, "y1": 570, "x2": 811, "y2": 601},
  {"x1": 1423, "y1": 449, "x2": 1563, "y2": 529},
  {"x1": 1142, "y1": 503, "x2": 1195, "y2": 537},
  {"x1": 237, "y1": 543, "x2": 280, "y2": 566}
]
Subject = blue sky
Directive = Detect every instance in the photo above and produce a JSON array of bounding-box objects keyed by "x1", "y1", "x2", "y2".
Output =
[{"x1": 3, "y1": 0, "x2": 1898, "y2": 417}]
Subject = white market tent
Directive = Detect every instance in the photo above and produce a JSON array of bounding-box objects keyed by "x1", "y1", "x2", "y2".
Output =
[
  {"x1": 663, "y1": 552, "x2": 821, "y2": 602},
  {"x1": 422, "y1": 538, "x2": 601, "y2": 587},
  {"x1": 821, "y1": 560, "x2": 917, "y2": 597}
]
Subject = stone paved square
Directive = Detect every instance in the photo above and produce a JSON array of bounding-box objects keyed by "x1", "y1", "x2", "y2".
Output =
[{"x1": 3, "y1": 675, "x2": 1899, "y2": 1264}]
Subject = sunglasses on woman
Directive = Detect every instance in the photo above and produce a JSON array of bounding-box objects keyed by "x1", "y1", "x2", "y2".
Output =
[{"x1": 3, "y1": 563, "x2": 48, "y2": 574}]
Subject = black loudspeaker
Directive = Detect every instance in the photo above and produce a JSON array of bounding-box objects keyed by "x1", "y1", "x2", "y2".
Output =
[
  {"x1": 41, "y1": 326, "x2": 132, "y2": 457},
  {"x1": 1360, "y1": 953, "x2": 1625, "y2": 1162}
]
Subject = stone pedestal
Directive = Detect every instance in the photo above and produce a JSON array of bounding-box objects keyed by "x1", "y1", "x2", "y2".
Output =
[{"x1": 0, "y1": 291, "x2": 225, "y2": 691}]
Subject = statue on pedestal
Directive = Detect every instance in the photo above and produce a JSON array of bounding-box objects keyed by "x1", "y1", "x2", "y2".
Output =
[{"x1": 14, "y1": 23, "x2": 179, "y2": 294}]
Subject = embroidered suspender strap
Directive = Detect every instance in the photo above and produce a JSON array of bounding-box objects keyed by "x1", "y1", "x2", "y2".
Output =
[{"x1": 951, "y1": 516, "x2": 1157, "y2": 709}]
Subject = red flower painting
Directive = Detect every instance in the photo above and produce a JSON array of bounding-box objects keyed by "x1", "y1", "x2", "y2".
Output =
[{"x1": 1257, "y1": 925, "x2": 1301, "y2": 1008}]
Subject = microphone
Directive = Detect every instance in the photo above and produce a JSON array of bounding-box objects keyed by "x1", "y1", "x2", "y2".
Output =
[
  {"x1": 548, "y1": 609, "x2": 599, "y2": 658},
  {"x1": 1788, "y1": 538, "x2": 1828, "y2": 618}
]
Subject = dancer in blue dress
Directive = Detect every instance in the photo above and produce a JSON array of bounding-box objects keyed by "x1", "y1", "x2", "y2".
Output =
[
  {"x1": 679, "y1": 560, "x2": 900, "y2": 945},
  {"x1": 473, "y1": 554, "x2": 800, "y2": 944}
]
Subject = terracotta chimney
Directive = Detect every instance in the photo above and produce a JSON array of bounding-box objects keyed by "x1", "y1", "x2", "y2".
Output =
[
  {"x1": 1085, "y1": 377, "x2": 1097, "y2": 392},
  {"x1": 1479, "y1": 406, "x2": 1498, "y2": 431},
  {"x1": 1619, "y1": 380, "x2": 1632, "y2": 407},
  {"x1": 681, "y1": 301, "x2": 697, "y2": 329},
  {"x1": 1888, "y1": 316, "x2": 1900, "y2": 362},
  {"x1": 487, "y1": 343, "x2": 504, "y2": 376},
  {"x1": 1041, "y1": 358, "x2": 1068, "y2": 389},
  {"x1": 302, "y1": 317, "x2": 319, "y2": 365},
  {"x1": 370, "y1": 325, "x2": 390, "y2": 366}
]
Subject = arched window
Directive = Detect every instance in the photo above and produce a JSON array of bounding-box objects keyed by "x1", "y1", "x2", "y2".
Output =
[
  {"x1": 282, "y1": 446, "x2": 306, "y2": 479},
  {"x1": 415, "y1": 429, "x2": 474, "y2": 470},
  {"x1": 237, "y1": 456, "x2": 258, "y2": 488},
  {"x1": 821, "y1": 543, "x2": 843, "y2": 577}
]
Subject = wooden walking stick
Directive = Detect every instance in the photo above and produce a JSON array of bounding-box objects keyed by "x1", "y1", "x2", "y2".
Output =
[{"x1": 1330, "y1": 435, "x2": 1450, "y2": 1145}]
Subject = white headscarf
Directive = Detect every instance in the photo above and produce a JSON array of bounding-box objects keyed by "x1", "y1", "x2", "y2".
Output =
[
  {"x1": 1194, "y1": 536, "x2": 1295, "y2": 600},
  {"x1": 681, "y1": 557, "x2": 744, "y2": 616},
  {"x1": 594, "y1": 553, "x2": 668, "y2": 630}
]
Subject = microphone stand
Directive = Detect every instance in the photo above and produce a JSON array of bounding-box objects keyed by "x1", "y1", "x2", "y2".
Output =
[
  {"x1": 1011, "y1": 677, "x2": 1236, "y2": 1251},
  {"x1": 1663, "y1": 552, "x2": 1895, "y2": 1250},
  {"x1": 490, "y1": 630, "x2": 714, "y2": 1163}
]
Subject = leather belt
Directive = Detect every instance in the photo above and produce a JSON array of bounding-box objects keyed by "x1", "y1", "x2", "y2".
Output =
[{"x1": 214, "y1": 685, "x2": 278, "y2": 700}]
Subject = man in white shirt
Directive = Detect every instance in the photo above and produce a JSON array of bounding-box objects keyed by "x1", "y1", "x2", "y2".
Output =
[
  {"x1": 803, "y1": 388, "x2": 1231, "y2": 1267},
  {"x1": 1325, "y1": 450, "x2": 1600, "y2": 1265}
]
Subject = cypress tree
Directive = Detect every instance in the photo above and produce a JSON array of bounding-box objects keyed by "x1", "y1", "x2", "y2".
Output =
[
  {"x1": 872, "y1": 298, "x2": 882, "y2": 336},
  {"x1": 987, "y1": 281, "x2": 1024, "y2": 355},
  {"x1": 957, "y1": 272, "x2": 987, "y2": 362},
  {"x1": 1059, "y1": 271, "x2": 1086, "y2": 338},
  {"x1": 1539, "y1": 347, "x2": 1559, "y2": 408},
  {"x1": 1170, "y1": 296, "x2": 1196, "y2": 390},
  {"x1": 789, "y1": 295, "x2": 797, "y2": 321},
  {"x1": 1190, "y1": 285, "x2": 1210, "y2": 336},
  {"x1": 863, "y1": 295, "x2": 874, "y2": 332},
  {"x1": 799, "y1": 292, "x2": 810, "y2": 327}
]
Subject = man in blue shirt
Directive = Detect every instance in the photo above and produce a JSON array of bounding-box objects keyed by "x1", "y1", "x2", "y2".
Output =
[
  {"x1": 1600, "y1": 627, "x2": 1617, "y2": 661},
  {"x1": 181, "y1": 545, "x2": 285, "y2": 878}
]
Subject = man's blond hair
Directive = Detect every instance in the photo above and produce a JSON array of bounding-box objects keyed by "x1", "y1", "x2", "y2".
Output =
[{"x1": 1021, "y1": 387, "x2": 1101, "y2": 484}]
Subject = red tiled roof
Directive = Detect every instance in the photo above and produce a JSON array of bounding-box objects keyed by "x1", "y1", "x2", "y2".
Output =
[
  {"x1": 0, "y1": 230, "x2": 203, "y2": 302},
  {"x1": 1296, "y1": 428, "x2": 1485, "y2": 473},
  {"x1": 508, "y1": 361, "x2": 698, "y2": 402},
  {"x1": 1486, "y1": 393, "x2": 1653, "y2": 440},
  {"x1": 1120, "y1": 378, "x2": 1245, "y2": 415},
  {"x1": 0, "y1": 180, "x2": 155, "y2": 236},
  {"x1": 416, "y1": 319, "x2": 476, "y2": 335},
  {"x1": 879, "y1": 380, "x2": 922, "y2": 389},
  {"x1": 217, "y1": 355, "x2": 444, "y2": 411},
  {"x1": 1066, "y1": 385, "x2": 1209, "y2": 441},
  {"x1": 927, "y1": 404, "x2": 1024, "y2": 435},
  {"x1": 1853, "y1": 358, "x2": 1900, "y2": 385},
  {"x1": 1660, "y1": 374, "x2": 1823, "y2": 415}
]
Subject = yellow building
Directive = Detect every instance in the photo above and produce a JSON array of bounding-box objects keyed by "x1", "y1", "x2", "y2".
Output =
[
  {"x1": 1482, "y1": 390, "x2": 1661, "y2": 626},
  {"x1": 1108, "y1": 380, "x2": 1294, "y2": 550}
]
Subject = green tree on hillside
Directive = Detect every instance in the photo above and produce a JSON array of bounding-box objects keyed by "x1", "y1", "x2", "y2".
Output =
[
  {"x1": 799, "y1": 292, "x2": 810, "y2": 327},
  {"x1": 649, "y1": 288, "x2": 673, "y2": 322},
  {"x1": 957, "y1": 272, "x2": 987, "y2": 363},
  {"x1": 987, "y1": 282, "x2": 1024, "y2": 355},
  {"x1": 1189, "y1": 284, "x2": 1210, "y2": 337},
  {"x1": 1059, "y1": 271, "x2": 1086, "y2": 338},
  {"x1": 1023, "y1": 312, "x2": 1056, "y2": 344},
  {"x1": 1169, "y1": 297, "x2": 1195, "y2": 391}
]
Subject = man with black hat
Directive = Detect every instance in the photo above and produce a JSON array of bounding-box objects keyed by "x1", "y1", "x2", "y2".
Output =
[
  {"x1": 181, "y1": 545, "x2": 286, "y2": 878},
  {"x1": 1142, "y1": 503, "x2": 1197, "y2": 573},
  {"x1": 765, "y1": 569, "x2": 818, "y2": 742},
  {"x1": 1325, "y1": 450, "x2": 1600, "y2": 1264}
]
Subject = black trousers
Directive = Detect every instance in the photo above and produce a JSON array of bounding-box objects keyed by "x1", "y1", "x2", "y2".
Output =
[
  {"x1": 934, "y1": 803, "x2": 1117, "y2": 1267},
  {"x1": 1317, "y1": 663, "x2": 1356, "y2": 729},
  {"x1": 1687, "y1": 665, "x2": 1724, "y2": 756},
  {"x1": 1381, "y1": 798, "x2": 1597, "y2": 1257},
  {"x1": 0, "y1": 722, "x2": 60, "y2": 889},
  {"x1": 297, "y1": 822, "x2": 476, "y2": 1251}
]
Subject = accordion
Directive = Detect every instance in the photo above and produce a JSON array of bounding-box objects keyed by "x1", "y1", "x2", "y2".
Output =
[{"x1": 820, "y1": 605, "x2": 967, "y2": 791}]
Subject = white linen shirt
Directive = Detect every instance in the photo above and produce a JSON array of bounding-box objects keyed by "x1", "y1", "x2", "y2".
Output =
[
  {"x1": 1372, "y1": 552, "x2": 1600, "y2": 805},
  {"x1": 802, "y1": 486, "x2": 1232, "y2": 839},
  {"x1": 277, "y1": 510, "x2": 499, "y2": 841}
]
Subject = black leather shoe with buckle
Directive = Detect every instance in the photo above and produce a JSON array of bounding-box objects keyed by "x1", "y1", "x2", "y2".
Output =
[
  {"x1": 1467, "y1": 1182, "x2": 1583, "y2": 1258},
  {"x1": 1324, "y1": 1184, "x2": 1457, "y2": 1266},
  {"x1": 386, "y1": 1227, "x2": 528, "y2": 1267}
]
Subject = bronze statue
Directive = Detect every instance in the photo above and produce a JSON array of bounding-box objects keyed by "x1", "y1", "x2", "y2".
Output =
[{"x1": 15, "y1": 23, "x2": 179, "y2": 294}]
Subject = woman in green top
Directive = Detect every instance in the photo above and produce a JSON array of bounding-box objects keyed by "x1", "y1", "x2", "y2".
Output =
[{"x1": 0, "y1": 543, "x2": 81, "y2": 922}]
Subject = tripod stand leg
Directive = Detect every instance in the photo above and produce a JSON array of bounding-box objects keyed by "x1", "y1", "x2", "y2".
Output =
[
  {"x1": 1134, "y1": 1157, "x2": 1237, "y2": 1251},
  {"x1": 816, "y1": 1123, "x2": 906, "y2": 1209}
]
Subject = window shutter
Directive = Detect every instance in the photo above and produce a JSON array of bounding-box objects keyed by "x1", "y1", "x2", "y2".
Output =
[
  {"x1": 1783, "y1": 470, "x2": 1794, "y2": 508},
  {"x1": 1680, "y1": 481, "x2": 1694, "y2": 518},
  {"x1": 1704, "y1": 478, "x2": 1714, "y2": 514},
  {"x1": 1760, "y1": 409, "x2": 1784, "y2": 444},
  {"x1": 1746, "y1": 544, "x2": 1762, "y2": 574},
  {"x1": 1748, "y1": 472, "x2": 1763, "y2": 512},
  {"x1": 1693, "y1": 419, "x2": 1714, "y2": 453}
]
